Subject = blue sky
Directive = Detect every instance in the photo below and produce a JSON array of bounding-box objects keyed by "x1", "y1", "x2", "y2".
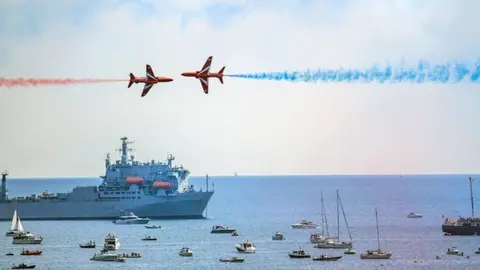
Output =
[{"x1": 1, "y1": 0, "x2": 480, "y2": 177}]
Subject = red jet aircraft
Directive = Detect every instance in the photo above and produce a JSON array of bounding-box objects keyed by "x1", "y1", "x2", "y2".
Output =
[
  {"x1": 128, "y1": 64, "x2": 174, "y2": 97},
  {"x1": 181, "y1": 56, "x2": 225, "y2": 94}
]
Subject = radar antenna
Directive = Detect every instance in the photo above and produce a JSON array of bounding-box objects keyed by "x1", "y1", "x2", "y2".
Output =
[
  {"x1": 167, "y1": 153, "x2": 175, "y2": 168},
  {"x1": 117, "y1": 137, "x2": 135, "y2": 165}
]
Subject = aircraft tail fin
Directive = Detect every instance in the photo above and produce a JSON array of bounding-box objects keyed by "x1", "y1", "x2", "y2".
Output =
[
  {"x1": 128, "y1": 73, "x2": 135, "y2": 88},
  {"x1": 218, "y1": 66, "x2": 225, "y2": 84}
]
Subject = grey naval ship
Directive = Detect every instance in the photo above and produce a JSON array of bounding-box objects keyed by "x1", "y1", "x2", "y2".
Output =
[{"x1": 0, "y1": 137, "x2": 214, "y2": 220}]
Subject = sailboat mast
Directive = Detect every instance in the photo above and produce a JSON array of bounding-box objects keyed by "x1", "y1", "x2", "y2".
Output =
[
  {"x1": 470, "y1": 177, "x2": 475, "y2": 218},
  {"x1": 322, "y1": 192, "x2": 330, "y2": 236},
  {"x1": 338, "y1": 192, "x2": 352, "y2": 242},
  {"x1": 375, "y1": 208, "x2": 381, "y2": 250},
  {"x1": 336, "y1": 189, "x2": 340, "y2": 239},
  {"x1": 321, "y1": 192, "x2": 325, "y2": 236}
]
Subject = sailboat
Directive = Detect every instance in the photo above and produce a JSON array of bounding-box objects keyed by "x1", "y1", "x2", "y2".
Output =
[
  {"x1": 314, "y1": 190, "x2": 353, "y2": 249},
  {"x1": 5, "y1": 210, "x2": 24, "y2": 237},
  {"x1": 360, "y1": 208, "x2": 392, "y2": 259},
  {"x1": 310, "y1": 191, "x2": 338, "y2": 243}
]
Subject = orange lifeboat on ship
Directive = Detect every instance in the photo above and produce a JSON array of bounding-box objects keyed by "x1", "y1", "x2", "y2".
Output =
[
  {"x1": 152, "y1": 181, "x2": 172, "y2": 189},
  {"x1": 125, "y1": 177, "x2": 144, "y2": 185}
]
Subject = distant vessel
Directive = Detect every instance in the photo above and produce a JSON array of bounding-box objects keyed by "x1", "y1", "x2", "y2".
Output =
[
  {"x1": 235, "y1": 241, "x2": 256, "y2": 253},
  {"x1": 112, "y1": 211, "x2": 150, "y2": 224},
  {"x1": 104, "y1": 234, "x2": 120, "y2": 250},
  {"x1": 272, "y1": 232, "x2": 285, "y2": 240},
  {"x1": 5, "y1": 209, "x2": 23, "y2": 236},
  {"x1": 310, "y1": 191, "x2": 338, "y2": 242},
  {"x1": 442, "y1": 177, "x2": 480, "y2": 235},
  {"x1": 314, "y1": 190, "x2": 353, "y2": 249},
  {"x1": 288, "y1": 248, "x2": 311, "y2": 258},
  {"x1": 12, "y1": 232, "x2": 43, "y2": 245},
  {"x1": 291, "y1": 220, "x2": 318, "y2": 229},
  {"x1": 0, "y1": 137, "x2": 214, "y2": 220},
  {"x1": 211, "y1": 225, "x2": 236, "y2": 233},
  {"x1": 360, "y1": 208, "x2": 392, "y2": 259},
  {"x1": 407, "y1": 212, "x2": 423, "y2": 218},
  {"x1": 90, "y1": 253, "x2": 125, "y2": 262}
]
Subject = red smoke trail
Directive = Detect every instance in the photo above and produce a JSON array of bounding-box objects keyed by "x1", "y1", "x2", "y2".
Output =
[{"x1": 0, "y1": 78, "x2": 127, "y2": 88}]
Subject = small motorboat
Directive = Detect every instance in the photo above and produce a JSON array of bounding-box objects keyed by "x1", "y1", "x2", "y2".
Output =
[
  {"x1": 291, "y1": 220, "x2": 318, "y2": 229},
  {"x1": 407, "y1": 212, "x2": 423, "y2": 218},
  {"x1": 235, "y1": 241, "x2": 256, "y2": 253},
  {"x1": 12, "y1": 263, "x2": 35, "y2": 269},
  {"x1": 231, "y1": 230, "x2": 239, "y2": 236},
  {"x1": 475, "y1": 248, "x2": 480, "y2": 254},
  {"x1": 344, "y1": 248, "x2": 356, "y2": 255},
  {"x1": 447, "y1": 247, "x2": 462, "y2": 255},
  {"x1": 219, "y1": 257, "x2": 245, "y2": 263},
  {"x1": 288, "y1": 248, "x2": 311, "y2": 258},
  {"x1": 211, "y1": 225, "x2": 236, "y2": 234},
  {"x1": 272, "y1": 232, "x2": 285, "y2": 240},
  {"x1": 6, "y1": 252, "x2": 14, "y2": 256},
  {"x1": 142, "y1": 235, "x2": 157, "y2": 241},
  {"x1": 312, "y1": 255, "x2": 343, "y2": 261},
  {"x1": 179, "y1": 247, "x2": 193, "y2": 257},
  {"x1": 20, "y1": 249, "x2": 42, "y2": 256},
  {"x1": 123, "y1": 252, "x2": 141, "y2": 258},
  {"x1": 145, "y1": 225, "x2": 161, "y2": 229},
  {"x1": 90, "y1": 253, "x2": 126, "y2": 262},
  {"x1": 79, "y1": 240, "x2": 96, "y2": 248}
]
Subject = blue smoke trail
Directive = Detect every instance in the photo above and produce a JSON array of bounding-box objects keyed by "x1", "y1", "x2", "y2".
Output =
[{"x1": 225, "y1": 60, "x2": 480, "y2": 83}]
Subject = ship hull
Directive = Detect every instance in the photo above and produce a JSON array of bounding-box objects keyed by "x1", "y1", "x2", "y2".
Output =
[
  {"x1": 0, "y1": 191, "x2": 213, "y2": 221},
  {"x1": 442, "y1": 224, "x2": 480, "y2": 236}
]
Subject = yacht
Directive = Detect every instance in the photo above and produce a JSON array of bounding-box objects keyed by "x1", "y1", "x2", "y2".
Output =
[
  {"x1": 179, "y1": 247, "x2": 193, "y2": 257},
  {"x1": 112, "y1": 211, "x2": 150, "y2": 224},
  {"x1": 288, "y1": 248, "x2": 311, "y2": 258},
  {"x1": 407, "y1": 212, "x2": 423, "y2": 218},
  {"x1": 104, "y1": 234, "x2": 120, "y2": 250},
  {"x1": 235, "y1": 241, "x2": 256, "y2": 253},
  {"x1": 314, "y1": 239, "x2": 352, "y2": 249},
  {"x1": 446, "y1": 247, "x2": 462, "y2": 255},
  {"x1": 12, "y1": 232, "x2": 43, "y2": 245},
  {"x1": 291, "y1": 220, "x2": 318, "y2": 229},
  {"x1": 90, "y1": 253, "x2": 126, "y2": 262},
  {"x1": 5, "y1": 210, "x2": 24, "y2": 237},
  {"x1": 211, "y1": 225, "x2": 236, "y2": 233},
  {"x1": 272, "y1": 232, "x2": 285, "y2": 240},
  {"x1": 360, "y1": 209, "x2": 392, "y2": 259}
]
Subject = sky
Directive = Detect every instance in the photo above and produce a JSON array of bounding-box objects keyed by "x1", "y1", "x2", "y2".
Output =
[{"x1": 1, "y1": 0, "x2": 480, "y2": 177}]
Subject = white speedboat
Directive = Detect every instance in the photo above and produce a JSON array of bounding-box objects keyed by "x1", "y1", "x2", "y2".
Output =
[
  {"x1": 12, "y1": 232, "x2": 43, "y2": 244},
  {"x1": 211, "y1": 225, "x2": 236, "y2": 233},
  {"x1": 112, "y1": 211, "x2": 150, "y2": 224},
  {"x1": 407, "y1": 212, "x2": 423, "y2": 218},
  {"x1": 104, "y1": 233, "x2": 120, "y2": 250},
  {"x1": 235, "y1": 241, "x2": 256, "y2": 253},
  {"x1": 5, "y1": 210, "x2": 24, "y2": 237},
  {"x1": 291, "y1": 220, "x2": 318, "y2": 229},
  {"x1": 90, "y1": 253, "x2": 126, "y2": 262},
  {"x1": 179, "y1": 247, "x2": 193, "y2": 257},
  {"x1": 272, "y1": 232, "x2": 285, "y2": 240}
]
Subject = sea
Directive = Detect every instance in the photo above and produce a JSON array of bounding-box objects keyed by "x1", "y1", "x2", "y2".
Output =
[{"x1": 0, "y1": 174, "x2": 479, "y2": 270}]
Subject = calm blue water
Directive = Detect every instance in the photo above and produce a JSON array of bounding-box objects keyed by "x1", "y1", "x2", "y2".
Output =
[{"x1": 1, "y1": 174, "x2": 480, "y2": 269}]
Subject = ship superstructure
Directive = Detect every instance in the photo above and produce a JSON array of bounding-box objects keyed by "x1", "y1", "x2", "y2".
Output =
[{"x1": 0, "y1": 137, "x2": 214, "y2": 220}]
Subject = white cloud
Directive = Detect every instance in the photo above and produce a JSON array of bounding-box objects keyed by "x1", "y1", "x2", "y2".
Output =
[{"x1": 1, "y1": 0, "x2": 480, "y2": 177}]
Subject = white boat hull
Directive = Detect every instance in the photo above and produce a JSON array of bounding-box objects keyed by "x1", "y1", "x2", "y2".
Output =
[
  {"x1": 91, "y1": 254, "x2": 125, "y2": 262},
  {"x1": 104, "y1": 244, "x2": 120, "y2": 250},
  {"x1": 113, "y1": 219, "x2": 150, "y2": 224},
  {"x1": 12, "y1": 238, "x2": 43, "y2": 244},
  {"x1": 291, "y1": 224, "x2": 317, "y2": 229}
]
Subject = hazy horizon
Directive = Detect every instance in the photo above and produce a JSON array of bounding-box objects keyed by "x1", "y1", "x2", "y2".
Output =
[{"x1": 1, "y1": 0, "x2": 480, "y2": 178}]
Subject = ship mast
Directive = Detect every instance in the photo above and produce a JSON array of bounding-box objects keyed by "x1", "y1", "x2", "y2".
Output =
[
  {"x1": 117, "y1": 137, "x2": 134, "y2": 165},
  {"x1": 469, "y1": 177, "x2": 475, "y2": 218}
]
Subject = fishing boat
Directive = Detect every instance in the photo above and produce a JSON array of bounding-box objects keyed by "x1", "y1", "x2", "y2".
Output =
[
  {"x1": 312, "y1": 255, "x2": 343, "y2": 261},
  {"x1": 20, "y1": 249, "x2": 42, "y2": 256},
  {"x1": 288, "y1": 248, "x2": 311, "y2": 258},
  {"x1": 360, "y1": 209, "x2": 392, "y2": 259},
  {"x1": 79, "y1": 240, "x2": 96, "y2": 248},
  {"x1": 219, "y1": 257, "x2": 245, "y2": 263}
]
